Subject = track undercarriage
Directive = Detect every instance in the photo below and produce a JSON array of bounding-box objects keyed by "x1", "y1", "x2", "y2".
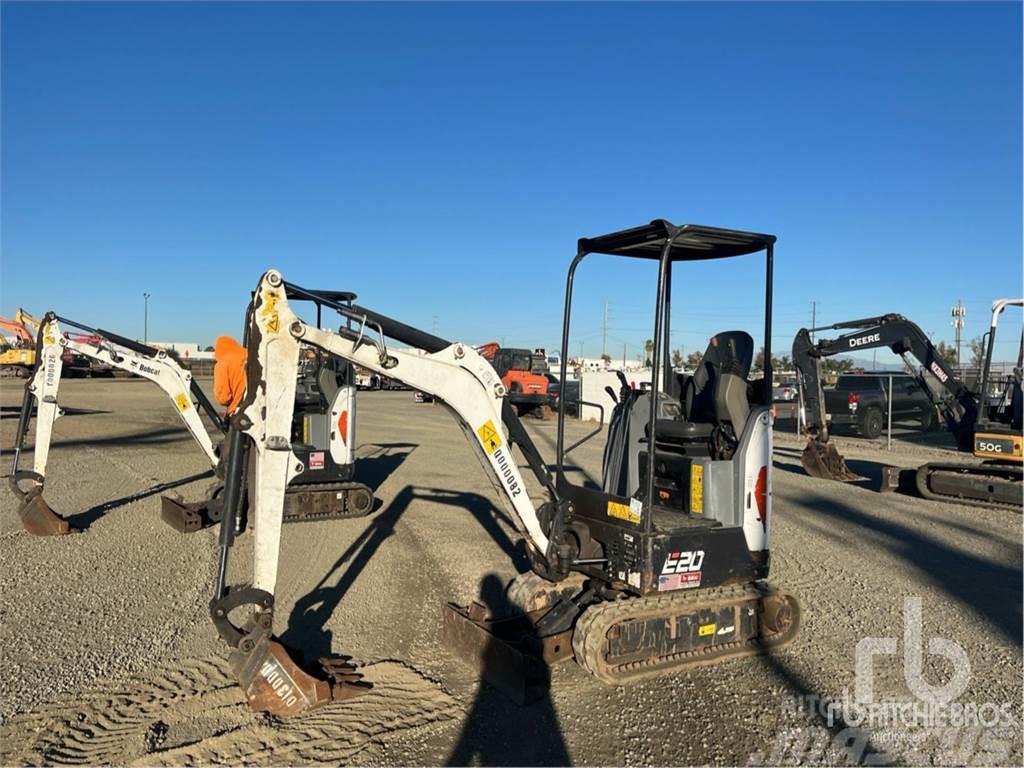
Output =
[{"x1": 444, "y1": 571, "x2": 801, "y2": 699}]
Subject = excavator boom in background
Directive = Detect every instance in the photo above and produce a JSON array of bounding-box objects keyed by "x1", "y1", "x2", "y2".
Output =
[
  {"x1": 793, "y1": 300, "x2": 1023, "y2": 509},
  {"x1": 476, "y1": 341, "x2": 555, "y2": 417},
  {"x1": 0, "y1": 308, "x2": 41, "y2": 378}
]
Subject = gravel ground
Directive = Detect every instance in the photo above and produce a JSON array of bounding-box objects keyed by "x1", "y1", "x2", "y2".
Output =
[{"x1": 0, "y1": 380, "x2": 1020, "y2": 766}]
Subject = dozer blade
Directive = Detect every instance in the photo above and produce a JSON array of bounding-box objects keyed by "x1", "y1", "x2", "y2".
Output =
[
  {"x1": 17, "y1": 493, "x2": 79, "y2": 536},
  {"x1": 441, "y1": 601, "x2": 574, "y2": 705},
  {"x1": 160, "y1": 494, "x2": 218, "y2": 533},
  {"x1": 229, "y1": 634, "x2": 371, "y2": 717},
  {"x1": 801, "y1": 441, "x2": 863, "y2": 482}
]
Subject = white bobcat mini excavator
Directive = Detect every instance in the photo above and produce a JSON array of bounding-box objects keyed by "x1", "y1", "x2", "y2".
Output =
[
  {"x1": 9, "y1": 303, "x2": 374, "y2": 536},
  {"x1": 208, "y1": 221, "x2": 800, "y2": 717}
]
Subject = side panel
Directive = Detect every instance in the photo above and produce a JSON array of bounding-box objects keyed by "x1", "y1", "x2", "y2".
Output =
[
  {"x1": 734, "y1": 407, "x2": 771, "y2": 552},
  {"x1": 330, "y1": 384, "x2": 356, "y2": 467}
]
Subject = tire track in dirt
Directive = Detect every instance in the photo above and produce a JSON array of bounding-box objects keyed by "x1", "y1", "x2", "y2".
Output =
[{"x1": 0, "y1": 656, "x2": 459, "y2": 766}]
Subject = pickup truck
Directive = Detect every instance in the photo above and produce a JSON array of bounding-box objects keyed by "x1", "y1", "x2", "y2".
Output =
[{"x1": 825, "y1": 373, "x2": 937, "y2": 439}]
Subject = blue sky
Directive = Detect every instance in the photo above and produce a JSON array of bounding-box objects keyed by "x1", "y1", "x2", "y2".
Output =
[{"x1": 2, "y1": 2, "x2": 1021, "y2": 364}]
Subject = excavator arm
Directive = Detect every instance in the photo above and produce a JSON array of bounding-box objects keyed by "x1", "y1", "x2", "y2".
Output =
[
  {"x1": 209, "y1": 270, "x2": 567, "y2": 717},
  {"x1": 9, "y1": 313, "x2": 224, "y2": 535},
  {"x1": 0, "y1": 316, "x2": 36, "y2": 346},
  {"x1": 792, "y1": 313, "x2": 978, "y2": 480}
]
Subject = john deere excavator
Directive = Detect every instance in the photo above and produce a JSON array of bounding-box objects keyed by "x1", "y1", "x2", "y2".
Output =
[
  {"x1": 206, "y1": 220, "x2": 800, "y2": 716},
  {"x1": 8, "y1": 297, "x2": 374, "y2": 536},
  {"x1": 792, "y1": 300, "x2": 1023, "y2": 510}
]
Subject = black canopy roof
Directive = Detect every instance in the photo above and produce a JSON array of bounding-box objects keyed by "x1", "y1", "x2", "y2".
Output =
[{"x1": 579, "y1": 220, "x2": 775, "y2": 261}]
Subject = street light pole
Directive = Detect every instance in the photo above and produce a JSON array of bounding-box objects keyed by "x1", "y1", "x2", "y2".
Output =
[{"x1": 143, "y1": 292, "x2": 151, "y2": 345}]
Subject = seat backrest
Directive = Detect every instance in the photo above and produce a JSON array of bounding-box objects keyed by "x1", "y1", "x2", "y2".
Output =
[
  {"x1": 317, "y1": 363, "x2": 341, "y2": 405},
  {"x1": 686, "y1": 331, "x2": 754, "y2": 424},
  {"x1": 715, "y1": 372, "x2": 750, "y2": 436}
]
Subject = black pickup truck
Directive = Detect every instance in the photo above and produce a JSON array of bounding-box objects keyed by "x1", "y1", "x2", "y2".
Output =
[{"x1": 825, "y1": 373, "x2": 937, "y2": 438}]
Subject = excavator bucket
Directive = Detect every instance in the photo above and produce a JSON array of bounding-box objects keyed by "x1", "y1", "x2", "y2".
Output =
[
  {"x1": 801, "y1": 441, "x2": 863, "y2": 482},
  {"x1": 16, "y1": 493, "x2": 78, "y2": 536},
  {"x1": 230, "y1": 634, "x2": 371, "y2": 717}
]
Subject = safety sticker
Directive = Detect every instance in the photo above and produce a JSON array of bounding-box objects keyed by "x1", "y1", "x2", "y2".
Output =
[
  {"x1": 260, "y1": 289, "x2": 280, "y2": 333},
  {"x1": 477, "y1": 420, "x2": 502, "y2": 454},
  {"x1": 43, "y1": 333, "x2": 56, "y2": 346},
  {"x1": 690, "y1": 464, "x2": 704, "y2": 514},
  {"x1": 174, "y1": 393, "x2": 192, "y2": 411},
  {"x1": 309, "y1": 451, "x2": 325, "y2": 471},
  {"x1": 607, "y1": 500, "x2": 640, "y2": 524},
  {"x1": 698, "y1": 622, "x2": 716, "y2": 637}
]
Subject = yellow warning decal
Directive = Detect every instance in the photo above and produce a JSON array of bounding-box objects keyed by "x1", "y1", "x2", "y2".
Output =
[
  {"x1": 477, "y1": 420, "x2": 502, "y2": 454},
  {"x1": 43, "y1": 333, "x2": 56, "y2": 346},
  {"x1": 607, "y1": 500, "x2": 640, "y2": 525},
  {"x1": 174, "y1": 393, "x2": 192, "y2": 412},
  {"x1": 690, "y1": 464, "x2": 704, "y2": 514},
  {"x1": 698, "y1": 622, "x2": 716, "y2": 637},
  {"x1": 260, "y1": 288, "x2": 280, "y2": 334}
]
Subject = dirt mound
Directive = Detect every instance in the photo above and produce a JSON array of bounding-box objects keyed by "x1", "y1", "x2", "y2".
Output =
[{"x1": 1, "y1": 656, "x2": 458, "y2": 766}]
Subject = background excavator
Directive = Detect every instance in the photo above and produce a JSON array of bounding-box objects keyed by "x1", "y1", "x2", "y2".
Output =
[
  {"x1": 0, "y1": 308, "x2": 41, "y2": 378},
  {"x1": 206, "y1": 220, "x2": 800, "y2": 717},
  {"x1": 9, "y1": 302, "x2": 374, "y2": 537},
  {"x1": 793, "y1": 299, "x2": 1023, "y2": 510},
  {"x1": 475, "y1": 342, "x2": 555, "y2": 418}
]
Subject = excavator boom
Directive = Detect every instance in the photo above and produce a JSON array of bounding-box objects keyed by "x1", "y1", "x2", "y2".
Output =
[{"x1": 209, "y1": 270, "x2": 570, "y2": 716}]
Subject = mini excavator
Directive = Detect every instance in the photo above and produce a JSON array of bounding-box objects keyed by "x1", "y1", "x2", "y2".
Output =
[
  {"x1": 207, "y1": 220, "x2": 800, "y2": 716},
  {"x1": 8, "y1": 298, "x2": 374, "y2": 536}
]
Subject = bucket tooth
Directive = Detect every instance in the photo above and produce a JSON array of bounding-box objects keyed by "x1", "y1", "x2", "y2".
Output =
[
  {"x1": 230, "y1": 634, "x2": 371, "y2": 717},
  {"x1": 17, "y1": 493, "x2": 78, "y2": 536}
]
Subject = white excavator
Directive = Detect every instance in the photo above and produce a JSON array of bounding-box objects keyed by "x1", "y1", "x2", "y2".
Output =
[
  {"x1": 208, "y1": 220, "x2": 801, "y2": 716},
  {"x1": 9, "y1": 302, "x2": 374, "y2": 537}
]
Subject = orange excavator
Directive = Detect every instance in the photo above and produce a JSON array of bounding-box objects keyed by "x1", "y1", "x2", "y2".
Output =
[
  {"x1": 476, "y1": 341, "x2": 554, "y2": 417},
  {"x1": 0, "y1": 309, "x2": 41, "y2": 378}
]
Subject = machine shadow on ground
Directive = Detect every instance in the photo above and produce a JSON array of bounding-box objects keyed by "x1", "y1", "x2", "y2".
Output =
[
  {"x1": 526, "y1": 422, "x2": 603, "y2": 490},
  {"x1": 282, "y1": 479, "x2": 529, "y2": 661},
  {"x1": 790, "y1": 492, "x2": 1023, "y2": 646},
  {"x1": 0, "y1": 404, "x2": 113, "y2": 420},
  {"x1": 772, "y1": 448, "x2": 892, "y2": 493},
  {"x1": 22, "y1": 425, "x2": 196, "y2": 452},
  {"x1": 64, "y1": 469, "x2": 216, "y2": 530},
  {"x1": 445, "y1": 572, "x2": 571, "y2": 767}
]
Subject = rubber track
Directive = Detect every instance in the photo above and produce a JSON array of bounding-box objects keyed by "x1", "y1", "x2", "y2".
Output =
[
  {"x1": 283, "y1": 481, "x2": 375, "y2": 523},
  {"x1": 572, "y1": 583, "x2": 801, "y2": 685},
  {"x1": 916, "y1": 463, "x2": 1023, "y2": 512},
  {"x1": 0, "y1": 657, "x2": 458, "y2": 766}
]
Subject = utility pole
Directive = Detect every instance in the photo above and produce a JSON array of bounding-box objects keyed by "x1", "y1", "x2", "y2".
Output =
[
  {"x1": 810, "y1": 301, "x2": 817, "y2": 342},
  {"x1": 623, "y1": 343, "x2": 627, "y2": 368},
  {"x1": 431, "y1": 315, "x2": 439, "y2": 336},
  {"x1": 602, "y1": 302, "x2": 609, "y2": 358},
  {"x1": 578, "y1": 341, "x2": 584, "y2": 360},
  {"x1": 951, "y1": 300, "x2": 966, "y2": 367},
  {"x1": 143, "y1": 292, "x2": 151, "y2": 345}
]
